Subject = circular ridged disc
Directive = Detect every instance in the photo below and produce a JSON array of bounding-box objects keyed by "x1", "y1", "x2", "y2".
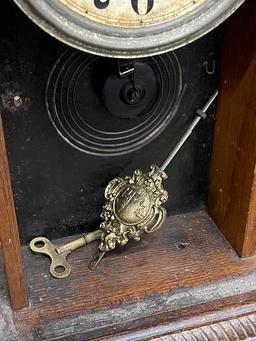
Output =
[{"x1": 46, "y1": 51, "x2": 182, "y2": 156}]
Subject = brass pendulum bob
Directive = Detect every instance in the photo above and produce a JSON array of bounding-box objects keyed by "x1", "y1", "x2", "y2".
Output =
[{"x1": 89, "y1": 90, "x2": 219, "y2": 270}]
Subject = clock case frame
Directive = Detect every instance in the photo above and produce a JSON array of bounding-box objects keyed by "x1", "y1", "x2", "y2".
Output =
[{"x1": 1, "y1": 0, "x2": 256, "y2": 340}]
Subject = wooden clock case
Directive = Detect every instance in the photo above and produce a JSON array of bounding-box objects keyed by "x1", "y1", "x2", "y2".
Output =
[{"x1": 0, "y1": 0, "x2": 256, "y2": 340}]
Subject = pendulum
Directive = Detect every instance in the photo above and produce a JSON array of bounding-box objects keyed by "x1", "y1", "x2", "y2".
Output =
[
  {"x1": 89, "y1": 90, "x2": 218, "y2": 269},
  {"x1": 30, "y1": 90, "x2": 218, "y2": 277}
]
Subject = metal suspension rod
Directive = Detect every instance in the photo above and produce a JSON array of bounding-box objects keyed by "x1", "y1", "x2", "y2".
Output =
[{"x1": 160, "y1": 90, "x2": 218, "y2": 171}]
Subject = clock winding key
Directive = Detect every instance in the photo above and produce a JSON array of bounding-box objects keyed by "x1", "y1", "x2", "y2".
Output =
[{"x1": 30, "y1": 230, "x2": 101, "y2": 278}]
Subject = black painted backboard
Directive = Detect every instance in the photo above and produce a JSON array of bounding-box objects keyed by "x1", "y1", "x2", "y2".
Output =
[{"x1": 0, "y1": 1, "x2": 223, "y2": 244}]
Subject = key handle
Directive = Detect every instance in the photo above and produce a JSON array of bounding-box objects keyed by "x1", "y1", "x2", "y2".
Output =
[{"x1": 30, "y1": 237, "x2": 72, "y2": 279}]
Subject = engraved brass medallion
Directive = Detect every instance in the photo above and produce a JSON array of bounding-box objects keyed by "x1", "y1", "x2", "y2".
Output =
[{"x1": 99, "y1": 165, "x2": 168, "y2": 252}]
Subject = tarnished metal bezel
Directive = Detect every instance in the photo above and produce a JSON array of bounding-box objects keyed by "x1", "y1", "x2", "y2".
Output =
[{"x1": 14, "y1": 0, "x2": 245, "y2": 58}]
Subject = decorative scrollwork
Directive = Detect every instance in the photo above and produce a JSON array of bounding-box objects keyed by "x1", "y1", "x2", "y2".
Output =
[{"x1": 99, "y1": 165, "x2": 168, "y2": 252}]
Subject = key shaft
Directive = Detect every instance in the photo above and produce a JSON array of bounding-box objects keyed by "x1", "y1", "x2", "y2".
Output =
[{"x1": 56, "y1": 229, "x2": 102, "y2": 254}]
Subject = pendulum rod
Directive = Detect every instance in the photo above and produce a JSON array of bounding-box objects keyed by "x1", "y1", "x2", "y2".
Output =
[
  {"x1": 160, "y1": 89, "x2": 218, "y2": 171},
  {"x1": 89, "y1": 90, "x2": 219, "y2": 271}
]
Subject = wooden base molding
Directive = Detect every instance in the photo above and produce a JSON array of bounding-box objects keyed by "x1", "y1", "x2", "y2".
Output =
[
  {"x1": 0, "y1": 1, "x2": 256, "y2": 340},
  {"x1": 153, "y1": 312, "x2": 256, "y2": 341},
  {"x1": 11, "y1": 211, "x2": 256, "y2": 340}
]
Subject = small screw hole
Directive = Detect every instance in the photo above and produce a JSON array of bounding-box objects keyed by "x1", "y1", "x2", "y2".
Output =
[
  {"x1": 177, "y1": 242, "x2": 189, "y2": 250},
  {"x1": 54, "y1": 266, "x2": 66, "y2": 273},
  {"x1": 34, "y1": 241, "x2": 45, "y2": 248}
]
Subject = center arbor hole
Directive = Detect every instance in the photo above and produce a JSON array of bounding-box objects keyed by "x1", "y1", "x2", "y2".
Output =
[{"x1": 123, "y1": 85, "x2": 145, "y2": 105}]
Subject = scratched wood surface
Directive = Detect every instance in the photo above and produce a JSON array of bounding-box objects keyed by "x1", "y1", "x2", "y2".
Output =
[
  {"x1": 208, "y1": 0, "x2": 256, "y2": 257},
  {"x1": 0, "y1": 115, "x2": 28, "y2": 310},
  {"x1": 13, "y1": 211, "x2": 256, "y2": 340}
]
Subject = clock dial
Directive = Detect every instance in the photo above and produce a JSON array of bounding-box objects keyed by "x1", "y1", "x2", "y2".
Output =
[
  {"x1": 59, "y1": 0, "x2": 204, "y2": 27},
  {"x1": 14, "y1": 0, "x2": 246, "y2": 57}
]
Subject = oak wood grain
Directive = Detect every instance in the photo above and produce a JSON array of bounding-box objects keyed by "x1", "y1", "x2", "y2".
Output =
[
  {"x1": 0, "y1": 115, "x2": 28, "y2": 309},
  {"x1": 208, "y1": 0, "x2": 256, "y2": 257},
  {"x1": 13, "y1": 211, "x2": 256, "y2": 340}
]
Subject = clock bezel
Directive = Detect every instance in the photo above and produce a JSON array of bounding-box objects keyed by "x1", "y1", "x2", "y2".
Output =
[{"x1": 14, "y1": 0, "x2": 245, "y2": 58}]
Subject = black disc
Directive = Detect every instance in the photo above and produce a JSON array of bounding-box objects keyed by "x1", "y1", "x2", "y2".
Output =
[
  {"x1": 46, "y1": 50, "x2": 182, "y2": 156},
  {"x1": 102, "y1": 61, "x2": 157, "y2": 119}
]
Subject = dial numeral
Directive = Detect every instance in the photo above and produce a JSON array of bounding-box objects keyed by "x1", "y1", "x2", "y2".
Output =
[
  {"x1": 94, "y1": 0, "x2": 155, "y2": 15},
  {"x1": 94, "y1": 0, "x2": 109, "y2": 9},
  {"x1": 131, "y1": 0, "x2": 154, "y2": 15}
]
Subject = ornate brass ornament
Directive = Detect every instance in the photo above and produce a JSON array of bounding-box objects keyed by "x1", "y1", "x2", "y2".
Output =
[{"x1": 99, "y1": 165, "x2": 168, "y2": 252}]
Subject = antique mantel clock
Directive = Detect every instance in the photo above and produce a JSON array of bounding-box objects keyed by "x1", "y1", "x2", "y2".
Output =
[
  {"x1": 1, "y1": 1, "x2": 256, "y2": 341},
  {"x1": 14, "y1": 0, "x2": 244, "y2": 57}
]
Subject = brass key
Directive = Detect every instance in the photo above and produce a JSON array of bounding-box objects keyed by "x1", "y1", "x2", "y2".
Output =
[{"x1": 30, "y1": 230, "x2": 102, "y2": 278}]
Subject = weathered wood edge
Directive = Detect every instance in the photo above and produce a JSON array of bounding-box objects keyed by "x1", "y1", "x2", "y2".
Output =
[
  {"x1": 110, "y1": 308, "x2": 256, "y2": 341},
  {"x1": 0, "y1": 114, "x2": 28, "y2": 309},
  {"x1": 16, "y1": 269, "x2": 256, "y2": 341},
  {"x1": 91, "y1": 287, "x2": 256, "y2": 341},
  {"x1": 36, "y1": 293, "x2": 256, "y2": 341},
  {"x1": 208, "y1": 0, "x2": 256, "y2": 257},
  {"x1": 13, "y1": 210, "x2": 256, "y2": 340},
  {"x1": 152, "y1": 311, "x2": 256, "y2": 341}
]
